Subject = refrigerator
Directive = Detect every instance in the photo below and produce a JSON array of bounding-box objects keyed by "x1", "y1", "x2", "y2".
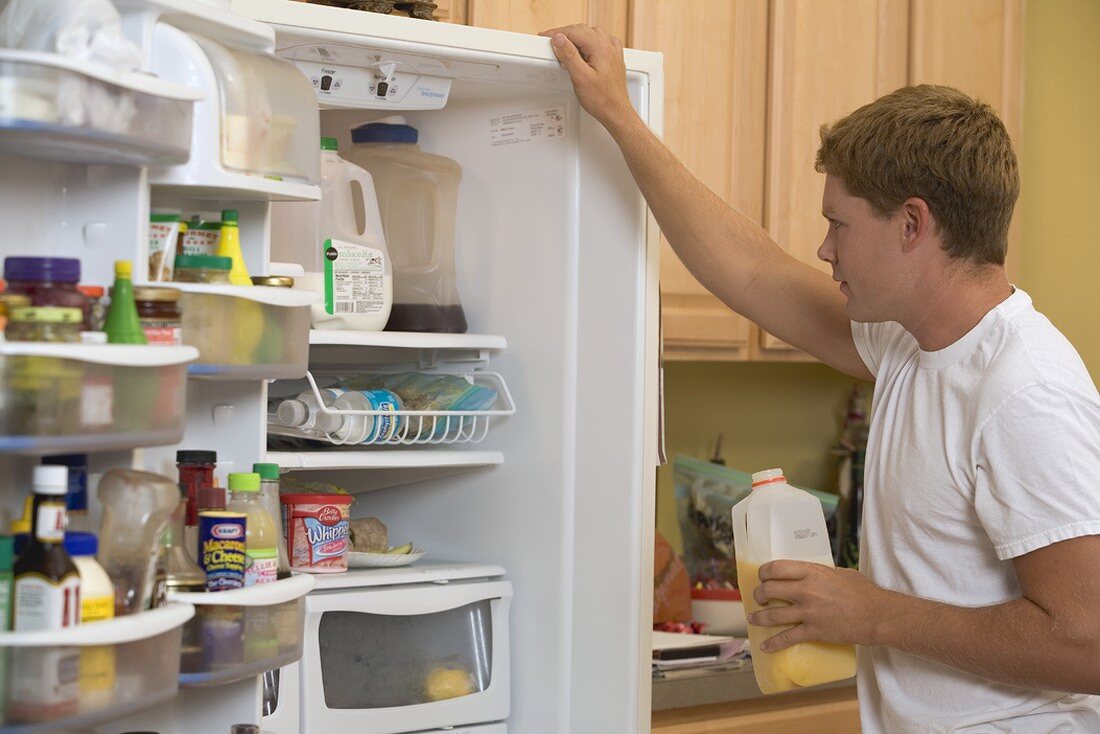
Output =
[{"x1": 0, "y1": 0, "x2": 662, "y2": 732}]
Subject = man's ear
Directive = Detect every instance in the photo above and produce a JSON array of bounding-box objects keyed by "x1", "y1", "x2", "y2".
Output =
[{"x1": 900, "y1": 196, "x2": 933, "y2": 254}]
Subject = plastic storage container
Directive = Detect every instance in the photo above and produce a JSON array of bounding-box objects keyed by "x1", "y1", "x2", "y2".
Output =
[
  {"x1": 169, "y1": 574, "x2": 315, "y2": 687},
  {"x1": 0, "y1": 343, "x2": 195, "y2": 453},
  {"x1": 0, "y1": 50, "x2": 197, "y2": 166},
  {"x1": 732, "y1": 468, "x2": 856, "y2": 694},
  {"x1": 271, "y1": 137, "x2": 392, "y2": 331},
  {"x1": 345, "y1": 118, "x2": 467, "y2": 333}
]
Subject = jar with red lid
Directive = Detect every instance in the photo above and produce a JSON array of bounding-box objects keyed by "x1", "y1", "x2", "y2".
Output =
[
  {"x1": 4, "y1": 257, "x2": 91, "y2": 329},
  {"x1": 131, "y1": 286, "x2": 183, "y2": 346},
  {"x1": 77, "y1": 285, "x2": 106, "y2": 332}
]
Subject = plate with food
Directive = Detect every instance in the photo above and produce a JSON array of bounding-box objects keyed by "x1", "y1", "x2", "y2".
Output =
[
  {"x1": 347, "y1": 517, "x2": 426, "y2": 567},
  {"x1": 347, "y1": 543, "x2": 427, "y2": 568}
]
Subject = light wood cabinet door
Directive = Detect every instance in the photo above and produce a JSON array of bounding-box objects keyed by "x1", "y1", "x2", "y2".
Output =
[
  {"x1": 758, "y1": 0, "x2": 908, "y2": 353},
  {"x1": 908, "y1": 0, "x2": 1024, "y2": 281},
  {"x1": 432, "y1": 0, "x2": 467, "y2": 24},
  {"x1": 632, "y1": 0, "x2": 768, "y2": 361},
  {"x1": 467, "y1": 0, "x2": 628, "y2": 39}
]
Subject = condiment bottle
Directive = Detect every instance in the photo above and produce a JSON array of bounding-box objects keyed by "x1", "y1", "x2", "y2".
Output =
[
  {"x1": 162, "y1": 492, "x2": 206, "y2": 594},
  {"x1": 77, "y1": 285, "x2": 106, "y2": 332},
  {"x1": 132, "y1": 286, "x2": 183, "y2": 346},
  {"x1": 176, "y1": 450, "x2": 217, "y2": 527},
  {"x1": 103, "y1": 260, "x2": 147, "y2": 345},
  {"x1": 6, "y1": 306, "x2": 82, "y2": 343},
  {"x1": 41, "y1": 454, "x2": 91, "y2": 533},
  {"x1": 252, "y1": 463, "x2": 290, "y2": 577},
  {"x1": 226, "y1": 473, "x2": 277, "y2": 586},
  {"x1": 216, "y1": 209, "x2": 252, "y2": 286},
  {"x1": 0, "y1": 535, "x2": 13, "y2": 630},
  {"x1": 68, "y1": 531, "x2": 116, "y2": 710},
  {"x1": 173, "y1": 254, "x2": 232, "y2": 284},
  {"x1": 3, "y1": 257, "x2": 92, "y2": 330},
  {"x1": 13, "y1": 466, "x2": 81, "y2": 631}
]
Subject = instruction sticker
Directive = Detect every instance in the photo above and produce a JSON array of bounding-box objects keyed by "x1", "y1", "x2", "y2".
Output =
[{"x1": 490, "y1": 107, "x2": 567, "y2": 147}]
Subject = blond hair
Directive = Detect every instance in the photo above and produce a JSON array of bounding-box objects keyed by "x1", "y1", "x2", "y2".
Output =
[{"x1": 815, "y1": 85, "x2": 1018, "y2": 266}]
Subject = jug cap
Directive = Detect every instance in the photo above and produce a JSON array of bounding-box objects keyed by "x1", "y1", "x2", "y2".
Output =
[
  {"x1": 320, "y1": 136, "x2": 339, "y2": 151},
  {"x1": 751, "y1": 468, "x2": 786, "y2": 487},
  {"x1": 228, "y1": 472, "x2": 260, "y2": 492},
  {"x1": 351, "y1": 119, "x2": 418, "y2": 144}
]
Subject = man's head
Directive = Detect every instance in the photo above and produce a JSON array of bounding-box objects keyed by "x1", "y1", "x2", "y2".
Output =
[{"x1": 814, "y1": 85, "x2": 1019, "y2": 321}]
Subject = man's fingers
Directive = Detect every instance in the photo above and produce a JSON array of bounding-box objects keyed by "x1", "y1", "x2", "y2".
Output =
[
  {"x1": 549, "y1": 34, "x2": 593, "y2": 79},
  {"x1": 759, "y1": 559, "x2": 815, "y2": 582},
  {"x1": 753, "y1": 579, "x2": 800, "y2": 607},
  {"x1": 748, "y1": 604, "x2": 802, "y2": 629},
  {"x1": 759, "y1": 625, "x2": 810, "y2": 653}
]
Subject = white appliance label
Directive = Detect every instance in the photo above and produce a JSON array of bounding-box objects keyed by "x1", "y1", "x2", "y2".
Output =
[
  {"x1": 324, "y1": 239, "x2": 387, "y2": 315},
  {"x1": 490, "y1": 107, "x2": 567, "y2": 147}
]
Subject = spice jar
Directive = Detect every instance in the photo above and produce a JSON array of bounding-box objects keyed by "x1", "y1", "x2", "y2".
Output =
[
  {"x1": 77, "y1": 285, "x2": 106, "y2": 331},
  {"x1": 173, "y1": 254, "x2": 232, "y2": 284},
  {"x1": 132, "y1": 286, "x2": 183, "y2": 346},
  {"x1": 177, "y1": 450, "x2": 217, "y2": 527},
  {"x1": 250, "y1": 276, "x2": 294, "y2": 288},
  {"x1": 0, "y1": 293, "x2": 32, "y2": 334},
  {"x1": 6, "y1": 306, "x2": 83, "y2": 343},
  {"x1": 4, "y1": 257, "x2": 91, "y2": 329}
]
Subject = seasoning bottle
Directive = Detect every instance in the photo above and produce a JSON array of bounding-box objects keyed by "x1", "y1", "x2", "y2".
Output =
[
  {"x1": 217, "y1": 209, "x2": 252, "y2": 286},
  {"x1": 0, "y1": 535, "x2": 13, "y2": 630},
  {"x1": 103, "y1": 261, "x2": 147, "y2": 345},
  {"x1": 69, "y1": 532, "x2": 116, "y2": 711},
  {"x1": 13, "y1": 466, "x2": 81, "y2": 631},
  {"x1": 226, "y1": 473, "x2": 277, "y2": 586},
  {"x1": 6, "y1": 306, "x2": 83, "y2": 343},
  {"x1": 177, "y1": 450, "x2": 217, "y2": 527},
  {"x1": 133, "y1": 286, "x2": 183, "y2": 346},
  {"x1": 172, "y1": 254, "x2": 233, "y2": 284},
  {"x1": 252, "y1": 463, "x2": 290, "y2": 577},
  {"x1": 42, "y1": 454, "x2": 91, "y2": 533},
  {"x1": 77, "y1": 285, "x2": 106, "y2": 332},
  {"x1": 3, "y1": 257, "x2": 92, "y2": 329}
]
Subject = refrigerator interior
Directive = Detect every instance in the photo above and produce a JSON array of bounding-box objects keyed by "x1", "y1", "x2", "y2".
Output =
[{"x1": 252, "y1": 8, "x2": 662, "y2": 731}]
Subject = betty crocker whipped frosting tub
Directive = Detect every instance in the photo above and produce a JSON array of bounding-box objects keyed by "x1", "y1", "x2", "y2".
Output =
[{"x1": 280, "y1": 493, "x2": 352, "y2": 573}]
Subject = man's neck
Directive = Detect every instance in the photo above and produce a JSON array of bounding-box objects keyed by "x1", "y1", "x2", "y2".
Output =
[{"x1": 901, "y1": 264, "x2": 1014, "y2": 352}]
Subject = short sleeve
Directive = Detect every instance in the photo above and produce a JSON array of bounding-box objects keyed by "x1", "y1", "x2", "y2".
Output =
[
  {"x1": 974, "y1": 382, "x2": 1100, "y2": 560},
  {"x1": 850, "y1": 320, "x2": 909, "y2": 379}
]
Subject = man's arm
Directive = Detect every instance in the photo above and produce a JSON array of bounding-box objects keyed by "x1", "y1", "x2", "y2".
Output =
[
  {"x1": 749, "y1": 536, "x2": 1100, "y2": 693},
  {"x1": 542, "y1": 25, "x2": 870, "y2": 379}
]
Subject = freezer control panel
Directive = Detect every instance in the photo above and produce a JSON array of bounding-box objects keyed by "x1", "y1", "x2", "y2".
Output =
[{"x1": 292, "y1": 60, "x2": 452, "y2": 110}]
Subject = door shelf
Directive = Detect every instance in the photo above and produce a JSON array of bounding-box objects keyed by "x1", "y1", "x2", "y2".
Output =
[
  {"x1": 177, "y1": 284, "x2": 317, "y2": 380},
  {"x1": 0, "y1": 603, "x2": 194, "y2": 733},
  {"x1": 265, "y1": 448, "x2": 504, "y2": 471},
  {"x1": 309, "y1": 331, "x2": 508, "y2": 351},
  {"x1": 0, "y1": 50, "x2": 200, "y2": 167},
  {"x1": 0, "y1": 343, "x2": 197, "y2": 455},
  {"x1": 168, "y1": 574, "x2": 315, "y2": 688}
]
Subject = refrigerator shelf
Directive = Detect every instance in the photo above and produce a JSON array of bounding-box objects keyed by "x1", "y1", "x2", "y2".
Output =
[
  {"x1": 269, "y1": 370, "x2": 515, "y2": 446},
  {"x1": 0, "y1": 344, "x2": 197, "y2": 455},
  {"x1": 0, "y1": 50, "x2": 200, "y2": 166},
  {"x1": 265, "y1": 448, "x2": 504, "y2": 471},
  {"x1": 114, "y1": 0, "x2": 275, "y2": 54},
  {"x1": 175, "y1": 283, "x2": 317, "y2": 380},
  {"x1": 169, "y1": 575, "x2": 315, "y2": 688},
  {"x1": 0, "y1": 603, "x2": 194, "y2": 733},
  {"x1": 308, "y1": 330, "x2": 508, "y2": 351}
]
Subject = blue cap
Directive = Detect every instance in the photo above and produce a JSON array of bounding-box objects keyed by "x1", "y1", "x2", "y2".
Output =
[
  {"x1": 351, "y1": 121, "x2": 418, "y2": 144},
  {"x1": 63, "y1": 532, "x2": 98, "y2": 557},
  {"x1": 4, "y1": 257, "x2": 81, "y2": 284}
]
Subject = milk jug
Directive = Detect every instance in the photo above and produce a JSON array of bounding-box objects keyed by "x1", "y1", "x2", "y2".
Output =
[
  {"x1": 271, "y1": 137, "x2": 392, "y2": 331},
  {"x1": 345, "y1": 117, "x2": 467, "y2": 333},
  {"x1": 732, "y1": 468, "x2": 857, "y2": 694}
]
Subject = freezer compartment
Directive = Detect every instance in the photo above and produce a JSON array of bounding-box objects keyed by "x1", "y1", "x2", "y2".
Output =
[
  {"x1": 0, "y1": 344, "x2": 197, "y2": 454},
  {"x1": 0, "y1": 50, "x2": 198, "y2": 166},
  {"x1": 0, "y1": 603, "x2": 192, "y2": 733},
  {"x1": 168, "y1": 574, "x2": 315, "y2": 688},
  {"x1": 177, "y1": 284, "x2": 316, "y2": 379}
]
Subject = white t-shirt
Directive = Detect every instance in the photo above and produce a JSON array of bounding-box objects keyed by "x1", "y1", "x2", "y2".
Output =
[{"x1": 851, "y1": 288, "x2": 1100, "y2": 733}]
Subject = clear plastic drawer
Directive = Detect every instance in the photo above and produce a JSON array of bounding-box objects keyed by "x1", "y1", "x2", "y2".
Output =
[
  {"x1": 0, "y1": 344, "x2": 197, "y2": 454},
  {"x1": 169, "y1": 574, "x2": 315, "y2": 687},
  {"x1": 0, "y1": 603, "x2": 193, "y2": 732}
]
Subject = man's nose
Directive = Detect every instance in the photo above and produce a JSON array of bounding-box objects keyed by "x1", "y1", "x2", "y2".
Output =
[{"x1": 817, "y1": 234, "x2": 835, "y2": 265}]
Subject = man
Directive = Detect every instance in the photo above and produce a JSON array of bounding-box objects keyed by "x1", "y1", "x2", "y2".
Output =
[{"x1": 541, "y1": 24, "x2": 1100, "y2": 733}]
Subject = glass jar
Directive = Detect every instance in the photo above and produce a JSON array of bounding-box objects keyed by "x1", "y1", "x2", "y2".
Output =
[
  {"x1": 173, "y1": 254, "x2": 232, "y2": 284},
  {"x1": 77, "y1": 285, "x2": 106, "y2": 331},
  {"x1": 250, "y1": 276, "x2": 294, "y2": 288},
  {"x1": 0, "y1": 293, "x2": 32, "y2": 334},
  {"x1": 6, "y1": 306, "x2": 83, "y2": 343},
  {"x1": 132, "y1": 286, "x2": 183, "y2": 346},
  {"x1": 4, "y1": 257, "x2": 92, "y2": 329}
]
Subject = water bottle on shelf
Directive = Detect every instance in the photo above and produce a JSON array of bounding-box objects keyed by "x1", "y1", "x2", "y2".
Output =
[
  {"x1": 273, "y1": 388, "x2": 345, "y2": 436},
  {"x1": 329, "y1": 389, "x2": 403, "y2": 445}
]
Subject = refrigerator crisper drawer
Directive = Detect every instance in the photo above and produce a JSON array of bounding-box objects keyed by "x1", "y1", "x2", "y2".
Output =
[{"x1": 302, "y1": 579, "x2": 511, "y2": 734}]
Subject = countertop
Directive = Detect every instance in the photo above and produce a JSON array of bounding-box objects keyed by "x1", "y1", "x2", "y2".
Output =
[{"x1": 652, "y1": 660, "x2": 856, "y2": 711}]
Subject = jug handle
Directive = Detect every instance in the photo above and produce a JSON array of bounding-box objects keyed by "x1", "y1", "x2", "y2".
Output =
[{"x1": 348, "y1": 168, "x2": 387, "y2": 248}]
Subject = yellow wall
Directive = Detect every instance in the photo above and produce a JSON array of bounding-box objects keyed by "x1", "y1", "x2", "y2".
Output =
[
  {"x1": 1018, "y1": 0, "x2": 1100, "y2": 377},
  {"x1": 657, "y1": 0, "x2": 1100, "y2": 552}
]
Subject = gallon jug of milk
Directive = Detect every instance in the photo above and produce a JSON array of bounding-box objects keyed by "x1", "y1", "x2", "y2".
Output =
[
  {"x1": 732, "y1": 468, "x2": 857, "y2": 694},
  {"x1": 271, "y1": 137, "x2": 392, "y2": 331}
]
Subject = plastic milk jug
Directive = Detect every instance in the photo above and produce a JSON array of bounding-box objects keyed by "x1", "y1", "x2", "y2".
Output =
[
  {"x1": 271, "y1": 137, "x2": 392, "y2": 331},
  {"x1": 732, "y1": 468, "x2": 857, "y2": 693}
]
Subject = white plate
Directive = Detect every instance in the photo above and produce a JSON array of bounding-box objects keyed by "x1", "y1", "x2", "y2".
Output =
[{"x1": 347, "y1": 549, "x2": 427, "y2": 568}]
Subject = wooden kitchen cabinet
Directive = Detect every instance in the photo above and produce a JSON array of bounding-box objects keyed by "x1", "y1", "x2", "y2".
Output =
[
  {"x1": 631, "y1": 0, "x2": 768, "y2": 360},
  {"x1": 652, "y1": 686, "x2": 861, "y2": 734},
  {"x1": 433, "y1": 0, "x2": 467, "y2": 24},
  {"x1": 467, "y1": 0, "x2": 628, "y2": 39}
]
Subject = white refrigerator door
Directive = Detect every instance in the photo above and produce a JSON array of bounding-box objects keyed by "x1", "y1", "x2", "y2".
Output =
[{"x1": 231, "y1": 3, "x2": 663, "y2": 732}]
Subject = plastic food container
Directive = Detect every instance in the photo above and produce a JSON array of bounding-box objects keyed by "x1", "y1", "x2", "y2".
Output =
[
  {"x1": 168, "y1": 574, "x2": 315, "y2": 687},
  {"x1": 280, "y1": 494, "x2": 352, "y2": 573},
  {"x1": 690, "y1": 587, "x2": 747, "y2": 637},
  {"x1": 0, "y1": 603, "x2": 192, "y2": 730}
]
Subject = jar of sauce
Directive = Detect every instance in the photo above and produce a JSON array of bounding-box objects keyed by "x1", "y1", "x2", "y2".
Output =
[
  {"x1": 177, "y1": 450, "x2": 217, "y2": 527},
  {"x1": 132, "y1": 286, "x2": 183, "y2": 346},
  {"x1": 4, "y1": 257, "x2": 91, "y2": 329},
  {"x1": 6, "y1": 306, "x2": 83, "y2": 343},
  {"x1": 172, "y1": 254, "x2": 232, "y2": 284},
  {"x1": 77, "y1": 285, "x2": 106, "y2": 331},
  {"x1": 0, "y1": 293, "x2": 32, "y2": 334}
]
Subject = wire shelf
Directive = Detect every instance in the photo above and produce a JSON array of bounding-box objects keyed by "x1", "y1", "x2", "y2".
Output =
[{"x1": 267, "y1": 370, "x2": 515, "y2": 446}]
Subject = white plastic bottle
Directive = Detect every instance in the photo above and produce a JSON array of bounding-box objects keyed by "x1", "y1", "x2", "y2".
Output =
[
  {"x1": 732, "y1": 468, "x2": 856, "y2": 694},
  {"x1": 271, "y1": 137, "x2": 392, "y2": 331},
  {"x1": 329, "y1": 390, "x2": 403, "y2": 445},
  {"x1": 274, "y1": 388, "x2": 345, "y2": 436}
]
